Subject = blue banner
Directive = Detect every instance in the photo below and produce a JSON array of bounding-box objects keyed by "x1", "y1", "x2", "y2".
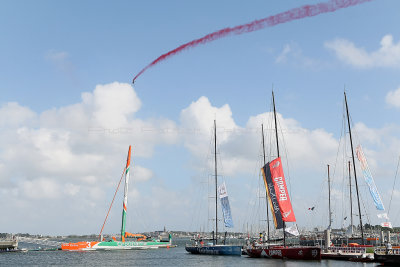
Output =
[
  {"x1": 218, "y1": 182, "x2": 234, "y2": 228},
  {"x1": 356, "y1": 145, "x2": 385, "y2": 211}
]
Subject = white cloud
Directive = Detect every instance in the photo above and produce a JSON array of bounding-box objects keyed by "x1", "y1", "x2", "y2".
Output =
[
  {"x1": 0, "y1": 102, "x2": 37, "y2": 127},
  {"x1": 325, "y1": 34, "x2": 400, "y2": 68},
  {"x1": 46, "y1": 50, "x2": 68, "y2": 62},
  {"x1": 180, "y1": 96, "x2": 238, "y2": 158},
  {"x1": 180, "y1": 96, "x2": 338, "y2": 178},
  {"x1": 64, "y1": 183, "x2": 80, "y2": 196},
  {"x1": 0, "y1": 82, "x2": 179, "y2": 234},
  {"x1": 353, "y1": 122, "x2": 400, "y2": 172},
  {"x1": 178, "y1": 96, "x2": 400, "y2": 229},
  {"x1": 275, "y1": 43, "x2": 320, "y2": 68},
  {"x1": 45, "y1": 50, "x2": 74, "y2": 75},
  {"x1": 133, "y1": 165, "x2": 153, "y2": 182},
  {"x1": 276, "y1": 44, "x2": 292, "y2": 63},
  {"x1": 90, "y1": 82, "x2": 142, "y2": 128},
  {"x1": 2, "y1": 86, "x2": 400, "y2": 234},
  {"x1": 20, "y1": 178, "x2": 62, "y2": 199},
  {"x1": 386, "y1": 86, "x2": 400, "y2": 108}
]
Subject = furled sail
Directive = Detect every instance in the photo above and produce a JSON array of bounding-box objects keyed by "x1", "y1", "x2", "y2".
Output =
[
  {"x1": 355, "y1": 145, "x2": 385, "y2": 210},
  {"x1": 121, "y1": 145, "x2": 131, "y2": 242},
  {"x1": 218, "y1": 182, "x2": 234, "y2": 228},
  {"x1": 262, "y1": 157, "x2": 296, "y2": 229}
]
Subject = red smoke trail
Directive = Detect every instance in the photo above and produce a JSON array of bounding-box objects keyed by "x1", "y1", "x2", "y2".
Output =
[{"x1": 132, "y1": 0, "x2": 373, "y2": 82}]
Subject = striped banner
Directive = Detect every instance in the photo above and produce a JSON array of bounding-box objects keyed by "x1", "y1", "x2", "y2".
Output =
[{"x1": 356, "y1": 145, "x2": 385, "y2": 211}]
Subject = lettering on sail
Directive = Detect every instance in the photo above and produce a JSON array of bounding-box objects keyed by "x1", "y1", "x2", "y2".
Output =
[
  {"x1": 268, "y1": 183, "x2": 280, "y2": 212},
  {"x1": 274, "y1": 176, "x2": 287, "y2": 201}
]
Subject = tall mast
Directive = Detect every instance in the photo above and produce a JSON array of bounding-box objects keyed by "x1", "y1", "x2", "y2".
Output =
[
  {"x1": 272, "y1": 91, "x2": 285, "y2": 246},
  {"x1": 344, "y1": 92, "x2": 364, "y2": 245},
  {"x1": 261, "y1": 124, "x2": 270, "y2": 241},
  {"x1": 272, "y1": 91, "x2": 280, "y2": 158},
  {"x1": 121, "y1": 145, "x2": 131, "y2": 242},
  {"x1": 214, "y1": 120, "x2": 218, "y2": 245},
  {"x1": 328, "y1": 165, "x2": 332, "y2": 229},
  {"x1": 348, "y1": 161, "x2": 354, "y2": 236}
]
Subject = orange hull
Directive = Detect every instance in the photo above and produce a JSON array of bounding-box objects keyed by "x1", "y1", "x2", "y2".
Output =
[{"x1": 61, "y1": 241, "x2": 99, "y2": 251}]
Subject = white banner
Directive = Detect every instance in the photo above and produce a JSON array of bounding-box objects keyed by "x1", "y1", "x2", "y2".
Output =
[
  {"x1": 217, "y1": 182, "x2": 234, "y2": 228},
  {"x1": 284, "y1": 224, "x2": 299, "y2": 236}
]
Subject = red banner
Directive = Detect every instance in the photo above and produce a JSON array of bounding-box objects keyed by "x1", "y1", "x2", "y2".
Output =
[
  {"x1": 262, "y1": 164, "x2": 284, "y2": 229},
  {"x1": 269, "y1": 157, "x2": 296, "y2": 222}
]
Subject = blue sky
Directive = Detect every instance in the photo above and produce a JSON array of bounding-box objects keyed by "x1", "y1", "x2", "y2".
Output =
[{"x1": 1, "y1": 0, "x2": 400, "y2": 235}]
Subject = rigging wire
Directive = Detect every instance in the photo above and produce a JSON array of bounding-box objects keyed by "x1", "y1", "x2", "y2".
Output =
[
  {"x1": 388, "y1": 156, "x2": 400, "y2": 217},
  {"x1": 99, "y1": 167, "x2": 127, "y2": 239},
  {"x1": 215, "y1": 126, "x2": 225, "y2": 234},
  {"x1": 128, "y1": 168, "x2": 149, "y2": 233},
  {"x1": 329, "y1": 102, "x2": 345, "y2": 229},
  {"x1": 277, "y1": 116, "x2": 293, "y2": 207},
  {"x1": 188, "y1": 126, "x2": 213, "y2": 233},
  {"x1": 244, "y1": 137, "x2": 264, "y2": 235}
]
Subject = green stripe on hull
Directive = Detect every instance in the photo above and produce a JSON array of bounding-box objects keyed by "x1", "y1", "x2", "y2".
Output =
[
  {"x1": 97, "y1": 241, "x2": 169, "y2": 247},
  {"x1": 92, "y1": 240, "x2": 171, "y2": 250}
]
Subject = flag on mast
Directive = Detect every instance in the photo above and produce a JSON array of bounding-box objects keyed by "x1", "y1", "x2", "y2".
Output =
[{"x1": 218, "y1": 182, "x2": 234, "y2": 228}]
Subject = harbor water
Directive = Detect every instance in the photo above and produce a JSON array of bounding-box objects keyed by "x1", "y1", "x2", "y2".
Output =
[{"x1": 0, "y1": 238, "x2": 378, "y2": 266}]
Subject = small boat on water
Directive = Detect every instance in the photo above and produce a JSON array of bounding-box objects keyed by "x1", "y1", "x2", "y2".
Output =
[
  {"x1": 62, "y1": 146, "x2": 172, "y2": 251},
  {"x1": 245, "y1": 91, "x2": 321, "y2": 260},
  {"x1": 374, "y1": 246, "x2": 400, "y2": 265},
  {"x1": 321, "y1": 246, "x2": 372, "y2": 261},
  {"x1": 185, "y1": 120, "x2": 241, "y2": 256}
]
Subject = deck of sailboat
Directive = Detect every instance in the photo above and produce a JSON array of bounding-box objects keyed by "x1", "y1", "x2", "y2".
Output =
[{"x1": 185, "y1": 244, "x2": 242, "y2": 256}]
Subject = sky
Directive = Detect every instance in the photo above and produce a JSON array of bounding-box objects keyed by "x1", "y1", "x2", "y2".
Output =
[{"x1": 1, "y1": 0, "x2": 400, "y2": 236}]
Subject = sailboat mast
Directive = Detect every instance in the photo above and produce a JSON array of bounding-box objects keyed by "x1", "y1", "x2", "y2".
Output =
[
  {"x1": 328, "y1": 165, "x2": 332, "y2": 229},
  {"x1": 348, "y1": 161, "x2": 354, "y2": 236},
  {"x1": 121, "y1": 145, "x2": 131, "y2": 242},
  {"x1": 272, "y1": 91, "x2": 280, "y2": 158},
  {"x1": 214, "y1": 120, "x2": 218, "y2": 245},
  {"x1": 261, "y1": 124, "x2": 270, "y2": 241},
  {"x1": 272, "y1": 91, "x2": 285, "y2": 246},
  {"x1": 344, "y1": 92, "x2": 364, "y2": 245}
]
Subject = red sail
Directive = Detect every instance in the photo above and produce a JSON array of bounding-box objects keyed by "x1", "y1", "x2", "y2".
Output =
[
  {"x1": 262, "y1": 164, "x2": 284, "y2": 229},
  {"x1": 269, "y1": 157, "x2": 296, "y2": 222}
]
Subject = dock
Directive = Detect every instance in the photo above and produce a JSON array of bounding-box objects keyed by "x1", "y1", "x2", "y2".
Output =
[{"x1": 0, "y1": 239, "x2": 18, "y2": 251}]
